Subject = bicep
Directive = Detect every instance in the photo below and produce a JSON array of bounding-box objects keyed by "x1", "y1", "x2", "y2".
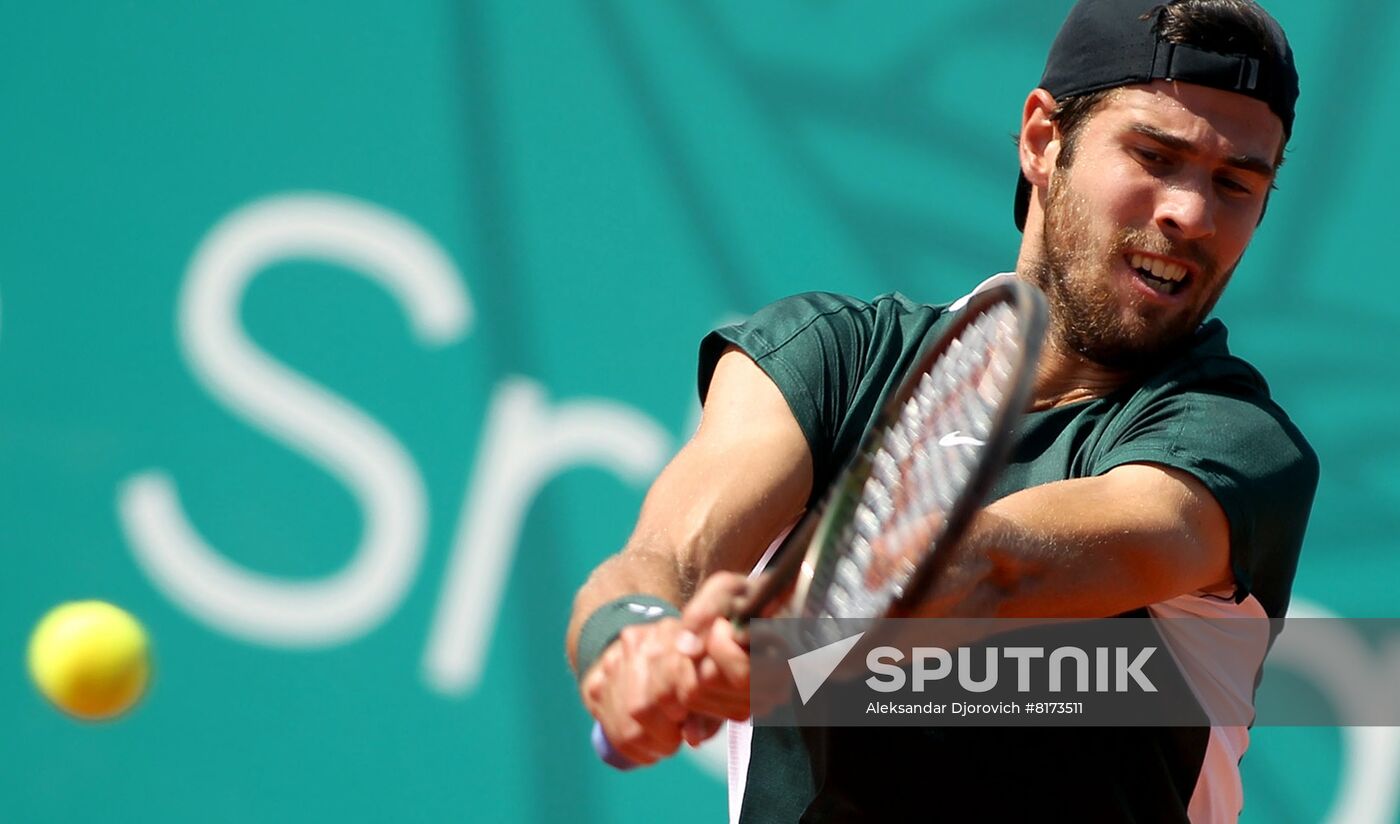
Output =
[
  {"x1": 1101, "y1": 462, "x2": 1233, "y2": 595},
  {"x1": 626, "y1": 347, "x2": 814, "y2": 593}
]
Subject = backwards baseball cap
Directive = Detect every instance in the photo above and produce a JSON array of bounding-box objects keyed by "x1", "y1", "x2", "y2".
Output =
[{"x1": 1014, "y1": 0, "x2": 1299, "y2": 231}]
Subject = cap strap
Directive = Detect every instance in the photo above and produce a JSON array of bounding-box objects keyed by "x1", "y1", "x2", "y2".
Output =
[{"x1": 1150, "y1": 40, "x2": 1262, "y2": 93}]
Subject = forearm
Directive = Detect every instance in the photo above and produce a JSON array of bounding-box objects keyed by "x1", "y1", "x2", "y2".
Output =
[
  {"x1": 566, "y1": 543, "x2": 689, "y2": 673},
  {"x1": 566, "y1": 502, "x2": 797, "y2": 675},
  {"x1": 917, "y1": 464, "x2": 1231, "y2": 619},
  {"x1": 565, "y1": 346, "x2": 813, "y2": 676}
]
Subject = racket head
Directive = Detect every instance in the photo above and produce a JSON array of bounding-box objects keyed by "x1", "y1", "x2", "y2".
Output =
[
  {"x1": 749, "y1": 280, "x2": 1046, "y2": 624},
  {"x1": 594, "y1": 280, "x2": 1045, "y2": 770}
]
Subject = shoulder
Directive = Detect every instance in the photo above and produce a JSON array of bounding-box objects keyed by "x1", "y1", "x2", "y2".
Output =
[
  {"x1": 700, "y1": 291, "x2": 945, "y2": 375},
  {"x1": 1159, "y1": 320, "x2": 1274, "y2": 395},
  {"x1": 741, "y1": 290, "x2": 943, "y2": 337},
  {"x1": 714, "y1": 290, "x2": 945, "y2": 352},
  {"x1": 1121, "y1": 319, "x2": 1318, "y2": 481},
  {"x1": 697, "y1": 290, "x2": 955, "y2": 493}
]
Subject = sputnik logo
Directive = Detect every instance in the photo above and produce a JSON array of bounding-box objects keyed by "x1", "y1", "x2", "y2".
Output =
[{"x1": 787, "y1": 632, "x2": 866, "y2": 704}]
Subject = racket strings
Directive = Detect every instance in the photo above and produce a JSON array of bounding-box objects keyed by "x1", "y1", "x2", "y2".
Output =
[{"x1": 802, "y1": 303, "x2": 1023, "y2": 622}]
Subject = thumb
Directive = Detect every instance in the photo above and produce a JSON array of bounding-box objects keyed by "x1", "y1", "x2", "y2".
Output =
[{"x1": 679, "y1": 573, "x2": 751, "y2": 654}]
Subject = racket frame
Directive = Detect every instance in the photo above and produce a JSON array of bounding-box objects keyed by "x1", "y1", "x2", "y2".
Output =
[
  {"x1": 737, "y1": 279, "x2": 1047, "y2": 624},
  {"x1": 591, "y1": 280, "x2": 1046, "y2": 770}
]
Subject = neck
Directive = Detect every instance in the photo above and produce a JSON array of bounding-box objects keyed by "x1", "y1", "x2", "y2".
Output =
[
  {"x1": 1009, "y1": 246, "x2": 1138, "y2": 410},
  {"x1": 1028, "y1": 328, "x2": 1136, "y2": 411}
]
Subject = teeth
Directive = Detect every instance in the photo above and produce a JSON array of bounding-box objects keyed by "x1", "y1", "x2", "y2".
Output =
[{"x1": 1128, "y1": 254, "x2": 1186, "y2": 282}]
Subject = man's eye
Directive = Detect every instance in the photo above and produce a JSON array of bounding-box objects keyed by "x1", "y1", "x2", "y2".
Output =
[
  {"x1": 1133, "y1": 147, "x2": 1167, "y2": 164},
  {"x1": 1216, "y1": 176, "x2": 1255, "y2": 196}
]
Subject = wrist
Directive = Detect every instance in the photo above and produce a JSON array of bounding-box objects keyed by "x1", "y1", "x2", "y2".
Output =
[{"x1": 574, "y1": 594, "x2": 681, "y2": 683}]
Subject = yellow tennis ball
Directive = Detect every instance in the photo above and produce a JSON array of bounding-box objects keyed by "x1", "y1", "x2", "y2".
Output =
[{"x1": 27, "y1": 600, "x2": 151, "y2": 721}]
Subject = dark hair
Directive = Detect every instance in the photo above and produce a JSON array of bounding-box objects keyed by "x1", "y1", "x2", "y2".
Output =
[
  {"x1": 1049, "y1": 89, "x2": 1117, "y2": 170},
  {"x1": 1049, "y1": 0, "x2": 1287, "y2": 171},
  {"x1": 1152, "y1": 0, "x2": 1279, "y2": 59}
]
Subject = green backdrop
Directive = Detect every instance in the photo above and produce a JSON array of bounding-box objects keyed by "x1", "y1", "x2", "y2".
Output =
[{"x1": 4, "y1": 2, "x2": 1397, "y2": 822}]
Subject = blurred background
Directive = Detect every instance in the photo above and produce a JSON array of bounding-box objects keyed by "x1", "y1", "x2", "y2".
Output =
[{"x1": 4, "y1": 1, "x2": 1397, "y2": 822}]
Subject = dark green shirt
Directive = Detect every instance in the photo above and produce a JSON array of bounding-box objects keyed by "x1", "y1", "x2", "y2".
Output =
[{"x1": 698, "y1": 285, "x2": 1319, "y2": 823}]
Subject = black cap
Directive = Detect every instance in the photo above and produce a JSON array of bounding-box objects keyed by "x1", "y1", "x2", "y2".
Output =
[{"x1": 1014, "y1": 0, "x2": 1299, "y2": 231}]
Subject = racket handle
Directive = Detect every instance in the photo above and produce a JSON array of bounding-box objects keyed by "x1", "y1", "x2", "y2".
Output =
[{"x1": 592, "y1": 722, "x2": 638, "y2": 770}]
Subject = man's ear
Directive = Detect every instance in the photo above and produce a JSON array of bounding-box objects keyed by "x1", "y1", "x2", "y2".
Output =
[{"x1": 1020, "y1": 88, "x2": 1060, "y2": 191}]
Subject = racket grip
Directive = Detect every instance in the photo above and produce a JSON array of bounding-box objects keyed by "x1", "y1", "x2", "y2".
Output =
[{"x1": 592, "y1": 722, "x2": 638, "y2": 770}]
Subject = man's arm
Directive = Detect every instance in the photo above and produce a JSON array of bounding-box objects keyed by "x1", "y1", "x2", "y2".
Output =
[
  {"x1": 915, "y1": 463, "x2": 1234, "y2": 619},
  {"x1": 567, "y1": 346, "x2": 812, "y2": 763},
  {"x1": 566, "y1": 346, "x2": 812, "y2": 667}
]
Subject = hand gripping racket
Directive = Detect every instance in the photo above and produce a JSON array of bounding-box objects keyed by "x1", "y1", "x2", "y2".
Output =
[{"x1": 594, "y1": 279, "x2": 1047, "y2": 769}]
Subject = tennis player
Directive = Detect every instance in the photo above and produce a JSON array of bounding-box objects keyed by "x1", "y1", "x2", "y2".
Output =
[{"x1": 567, "y1": 0, "x2": 1318, "y2": 820}]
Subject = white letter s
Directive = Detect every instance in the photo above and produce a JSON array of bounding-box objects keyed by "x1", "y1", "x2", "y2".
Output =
[{"x1": 119, "y1": 193, "x2": 470, "y2": 646}]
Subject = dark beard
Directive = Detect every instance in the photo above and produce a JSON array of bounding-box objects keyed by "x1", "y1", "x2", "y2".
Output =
[{"x1": 1028, "y1": 175, "x2": 1228, "y2": 370}]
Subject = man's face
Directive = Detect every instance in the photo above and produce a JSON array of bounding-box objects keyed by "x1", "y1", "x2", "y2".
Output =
[{"x1": 1031, "y1": 81, "x2": 1284, "y2": 368}]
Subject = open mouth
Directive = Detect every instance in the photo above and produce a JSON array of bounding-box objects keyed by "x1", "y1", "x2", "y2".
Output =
[{"x1": 1124, "y1": 252, "x2": 1191, "y2": 297}]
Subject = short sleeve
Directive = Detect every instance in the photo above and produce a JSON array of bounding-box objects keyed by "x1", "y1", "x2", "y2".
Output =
[
  {"x1": 697, "y1": 293, "x2": 877, "y2": 494},
  {"x1": 1090, "y1": 388, "x2": 1320, "y2": 618}
]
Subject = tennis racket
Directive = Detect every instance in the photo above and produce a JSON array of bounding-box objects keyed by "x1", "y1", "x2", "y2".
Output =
[{"x1": 594, "y1": 279, "x2": 1047, "y2": 769}]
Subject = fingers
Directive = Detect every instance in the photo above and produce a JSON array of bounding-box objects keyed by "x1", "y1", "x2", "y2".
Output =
[
  {"x1": 679, "y1": 573, "x2": 752, "y2": 643},
  {"x1": 682, "y1": 714, "x2": 725, "y2": 747},
  {"x1": 581, "y1": 575, "x2": 759, "y2": 767},
  {"x1": 677, "y1": 618, "x2": 752, "y2": 721},
  {"x1": 674, "y1": 576, "x2": 760, "y2": 722},
  {"x1": 746, "y1": 623, "x2": 802, "y2": 718},
  {"x1": 583, "y1": 620, "x2": 691, "y2": 766},
  {"x1": 676, "y1": 571, "x2": 753, "y2": 678},
  {"x1": 703, "y1": 617, "x2": 751, "y2": 684}
]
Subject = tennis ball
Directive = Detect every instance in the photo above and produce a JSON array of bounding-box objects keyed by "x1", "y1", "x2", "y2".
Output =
[{"x1": 27, "y1": 600, "x2": 151, "y2": 721}]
